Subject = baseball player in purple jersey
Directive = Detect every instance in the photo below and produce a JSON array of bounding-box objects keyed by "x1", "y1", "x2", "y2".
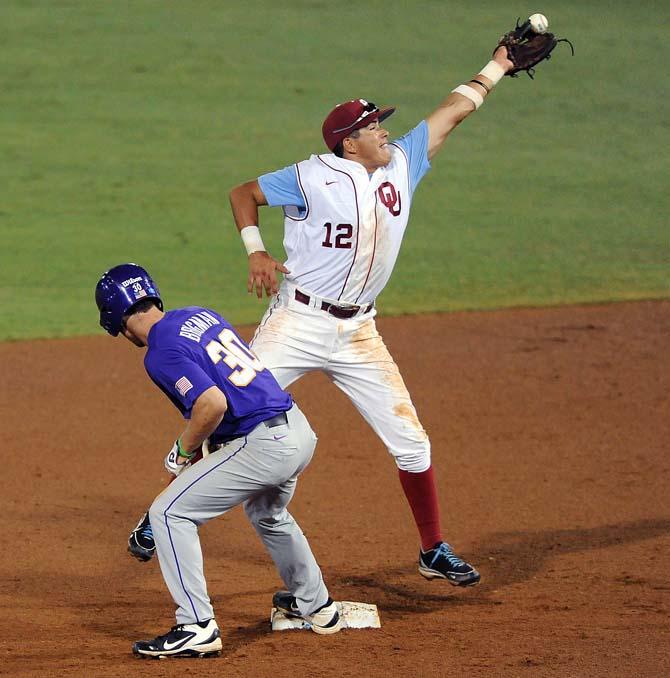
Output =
[
  {"x1": 96, "y1": 264, "x2": 341, "y2": 658},
  {"x1": 227, "y1": 47, "x2": 517, "y2": 587}
]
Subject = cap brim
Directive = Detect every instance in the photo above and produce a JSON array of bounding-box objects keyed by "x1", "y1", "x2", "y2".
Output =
[
  {"x1": 324, "y1": 105, "x2": 397, "y2": 151},
  {"x1": 357, "y1": 106, "x2": 395, "y2": 131},
  {"x1": 346, "y1": 106, "x2": 396, "y2": 138},
  {"x1": 377, "y1": 106, "x2": 395, "y2": 123}
]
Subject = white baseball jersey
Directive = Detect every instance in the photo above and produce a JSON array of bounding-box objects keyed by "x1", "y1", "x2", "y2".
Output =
[
  {"x1": 251, "y1": 121, "x2": 433, "y2": 473},
  {"x1": 282, "y1": 146, "x2": 410, "y2": 305}
]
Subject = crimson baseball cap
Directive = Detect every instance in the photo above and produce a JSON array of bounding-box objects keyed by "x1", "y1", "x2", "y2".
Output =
[{"x1": 322, "y1": 99, "x2": 395, "y2": 151}]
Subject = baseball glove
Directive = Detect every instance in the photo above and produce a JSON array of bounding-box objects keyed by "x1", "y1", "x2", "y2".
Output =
[{"x1": 497, "y1": 19, "x2": 574, "y2": 78}]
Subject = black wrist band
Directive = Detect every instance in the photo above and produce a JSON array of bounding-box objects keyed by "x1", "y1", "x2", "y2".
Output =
[{"x1": 469, "y1": 79, "x2": 491, "y2": 94}]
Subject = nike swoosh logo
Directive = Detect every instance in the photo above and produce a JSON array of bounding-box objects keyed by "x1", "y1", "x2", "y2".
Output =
[
  {"x1": 163, "y1": 633, "x2": 193, "y2": 651},
  {"x1": 325, "y1": 180, "x2": 337, "y2": 186},
  {"x1": 273, "y1": 434, "x2": 288, "y2": 441}
]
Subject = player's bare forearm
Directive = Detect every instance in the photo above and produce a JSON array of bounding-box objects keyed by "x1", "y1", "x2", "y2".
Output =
[
  {"x1": 179, "y1": 386, "x2": 227, "y2": 452},
  {"x1": 229, "y1": 180, "x2": 288, "y2": 297},
  {"x1": 426, "y1": 97, "x2": 476, "y2": 159},
  {"x1": 229, "y1": 180, "x2": 267, "y2": 232},
  {"x1": 426, "y1": 46, "x2": 513, "y2": 159}
]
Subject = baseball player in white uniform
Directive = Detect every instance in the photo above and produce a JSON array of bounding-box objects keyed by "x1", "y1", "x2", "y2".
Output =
[{"x1": 229, "y1": 46, "x2": 515, "y2": 587}]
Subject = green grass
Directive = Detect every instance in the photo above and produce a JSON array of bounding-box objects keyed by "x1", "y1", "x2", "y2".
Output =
[{"x1": 1, "y1": 0, "x2": 668, "y2": 340}]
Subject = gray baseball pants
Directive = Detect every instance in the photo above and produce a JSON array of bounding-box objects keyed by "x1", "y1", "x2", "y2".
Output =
[{"x1": 148, "y1": 403, "x2": 328, "y2": 625}]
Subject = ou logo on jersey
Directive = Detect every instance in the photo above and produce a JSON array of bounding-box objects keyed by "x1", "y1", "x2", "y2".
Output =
[{"x1": 377, "y1": 181, "x2": 402, "y2": 217}]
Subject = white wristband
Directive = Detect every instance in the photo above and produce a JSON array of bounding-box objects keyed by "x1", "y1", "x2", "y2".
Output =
[
  {"x1": 240, "y1": 225, "x2": 266, "y2": 255},
  {"x1": 451, "y1": 84, "x2": 484, "y2": 110},
  {"x1": 479, "y1": 60, "x2": 505, "y2": 85}
]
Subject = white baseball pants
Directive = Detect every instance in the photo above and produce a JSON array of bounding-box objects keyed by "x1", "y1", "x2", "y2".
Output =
[{"x1": 250, "y1": 283, "x2": 431, "y2": 473}]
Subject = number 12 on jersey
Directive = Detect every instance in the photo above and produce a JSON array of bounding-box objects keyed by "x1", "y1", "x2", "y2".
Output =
[
  {"x1": 322, "y1": 222, "x2": 353, "y2": 249},
  {"x1": 205, "y1": 329, "x2": 264, "y2": 386}
]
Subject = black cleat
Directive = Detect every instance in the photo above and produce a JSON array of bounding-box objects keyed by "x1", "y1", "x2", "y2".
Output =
[
  {"x1": 128, "y1": 511, "x2": 155, "y2": 562},
  {"x1": 133, "y1": 619, "x2": 222, "y2": 659},
  {"x1": 419, "y1": 542, "x2": 481, "y2": 587},
  {"x1": 272, "y1": 592, "x2": 342, "y2": 635}
]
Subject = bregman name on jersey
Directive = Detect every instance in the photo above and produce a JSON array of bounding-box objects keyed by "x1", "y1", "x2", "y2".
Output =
[{"x1": 179, "y1": 311, "x2": 220, "y2": 342}]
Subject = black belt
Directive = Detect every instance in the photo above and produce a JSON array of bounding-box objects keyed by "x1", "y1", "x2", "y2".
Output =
[
  {"x1": 295, "y1": 290, "x2": 374, "y2": 320},
  {"x1": 264, "y1": 411, "x2": 288, "y2": 428}
]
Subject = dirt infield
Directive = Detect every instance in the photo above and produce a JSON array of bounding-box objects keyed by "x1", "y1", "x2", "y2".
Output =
[{"x1": 3, "y1": 301, "x2": 669, "y2": 677}]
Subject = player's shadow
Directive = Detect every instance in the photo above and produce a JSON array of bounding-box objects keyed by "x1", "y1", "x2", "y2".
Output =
[
  {"x1": 65, "y1": 517, "x2": 670, "y2": 658},
  {"x1": 330, "y1": 517, "x2": 670, "y2": 617},
  {"x1": 218, "y1": 618, "x2": 272, "y2": 657}
]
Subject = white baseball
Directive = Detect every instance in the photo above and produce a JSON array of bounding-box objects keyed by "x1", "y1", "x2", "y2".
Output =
[{"x1": 529, "y1": 13, "x2": 549, "y2": 34}]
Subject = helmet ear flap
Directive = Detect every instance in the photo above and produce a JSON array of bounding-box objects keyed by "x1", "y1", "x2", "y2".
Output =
[{"x1": 100, "y1": 305, "x2": 118, "y2": 335}]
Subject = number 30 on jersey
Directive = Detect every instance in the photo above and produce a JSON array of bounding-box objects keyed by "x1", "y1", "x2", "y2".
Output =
[{"x1": 205, "y1": 329, "x2": 264, "y2": 386}]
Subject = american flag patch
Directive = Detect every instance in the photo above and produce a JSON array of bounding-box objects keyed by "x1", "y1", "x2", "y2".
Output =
[{"x1": 175, "y1": 376, "x2": 193, "y2": 396}]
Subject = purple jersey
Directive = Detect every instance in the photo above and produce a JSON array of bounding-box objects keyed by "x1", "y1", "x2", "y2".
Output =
[{"x1": 144, "y1": 307, "x2": 292, "y2": 444}]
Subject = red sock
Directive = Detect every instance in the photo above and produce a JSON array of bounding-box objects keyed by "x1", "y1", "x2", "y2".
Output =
[{"x1": 398, "y1": 465, "x2": 442, "y2": 551}]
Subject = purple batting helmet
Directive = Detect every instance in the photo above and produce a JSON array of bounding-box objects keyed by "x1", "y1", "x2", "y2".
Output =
[{"x1": 95, "y1": 263, "x2": 163, "y2": 336}]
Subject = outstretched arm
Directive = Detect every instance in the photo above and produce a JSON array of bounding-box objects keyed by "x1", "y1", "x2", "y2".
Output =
[
  {"x1": 426, "y1": 46, "x2": 513, "y2": 160},
  {"x1": 229, "y1": 180, "x2": 289, "y2": 299}
]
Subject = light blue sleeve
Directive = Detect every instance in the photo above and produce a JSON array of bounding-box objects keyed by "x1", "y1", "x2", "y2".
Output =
[
  {"x1": 393, "y1": 120, "x2": 431, "y2": 196},
  {"x1": 258, "y1": 165, "x2": 306, "y2": 209}
]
